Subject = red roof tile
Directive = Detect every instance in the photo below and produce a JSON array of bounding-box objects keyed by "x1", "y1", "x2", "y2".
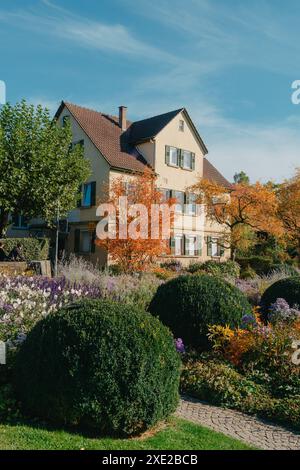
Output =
[
  {"x1": 203, "y1": 158, "x2": 232, "y2": 188},
  {"x1": 60, "y1": 102, "x2": 148, "y2": 173}
]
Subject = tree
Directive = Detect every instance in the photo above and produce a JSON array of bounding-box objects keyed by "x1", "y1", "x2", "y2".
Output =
[
  {"x1": 277, "y1": 169, "x2": 300, "y2": 263},
  {"x1": 233, "y1": 171, "x2": 250, "y2": 185},
  {"x1": 96, "y1": 169, "x2": 175, "y2": 272},
  {"x1": 190, "y1": 179, "x2": 282, "y2": 259},
  {"x1": 0, "y1": 100, "x2": 90, "y2": 237}
]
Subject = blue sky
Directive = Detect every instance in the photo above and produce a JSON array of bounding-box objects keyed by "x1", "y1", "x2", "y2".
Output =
[{"x1": 0, "y1": 0, "x2": 300, "y2": 182}]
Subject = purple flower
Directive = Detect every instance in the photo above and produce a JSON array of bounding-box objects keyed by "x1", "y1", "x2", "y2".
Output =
[
  {"x1": 268, "y1": 298, "x2": 300, "y2": 324},
  {"x1": 241, "y1": 314, "x2": 257, "y2": 330},
  {"x1": 175, "y1": 338, "x2": 185, "y2": 353}
]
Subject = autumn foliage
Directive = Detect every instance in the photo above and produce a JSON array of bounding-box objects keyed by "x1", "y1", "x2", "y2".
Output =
[
  {"x1": 190, "y1": 178, "x2": 282, "y2": 257},
  {"x1": 277, "y1": 169, "x2": 300, "y2": 260},
  {"x1": 96, "y1": 169, "x2": 175, "y2": 272}
]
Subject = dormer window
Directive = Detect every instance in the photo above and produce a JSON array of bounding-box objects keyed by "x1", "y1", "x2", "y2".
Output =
[{"x1": 179, "y1": 120, "x2": 184, "y2": 132}]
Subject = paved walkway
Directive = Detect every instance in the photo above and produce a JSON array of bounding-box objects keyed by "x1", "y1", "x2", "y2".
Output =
[{"x1": 176, "y1": 396, "x2": 300, "y2": 450}]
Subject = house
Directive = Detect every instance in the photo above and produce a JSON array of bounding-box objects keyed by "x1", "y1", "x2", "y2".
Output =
[{"x1": 9, "y1": 102, "x2": 231, "y2": 266}]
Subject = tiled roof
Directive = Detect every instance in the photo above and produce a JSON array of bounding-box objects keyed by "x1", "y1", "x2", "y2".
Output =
[
  {"x1": 59, "y1": 102, "x2": 148, "y2": 172},
  {"x1": 56, "y1": 102, "x2": 230, "y2": 187},
  {"x1": 203, "y1": 158, "x2": 232, "y2": 188}
]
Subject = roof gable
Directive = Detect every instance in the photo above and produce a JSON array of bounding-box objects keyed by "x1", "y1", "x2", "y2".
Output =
[
  {"x1": 129, "y1": 108, "x2": 208, "y2": 155},
  {"x1": 55, "y1": 101, "x2": 148, "y2": 173}
]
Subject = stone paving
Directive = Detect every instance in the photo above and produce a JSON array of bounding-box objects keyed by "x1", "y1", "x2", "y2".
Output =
[{"x1": 176, "y1": 395, "x2": 300, "y2": 450}]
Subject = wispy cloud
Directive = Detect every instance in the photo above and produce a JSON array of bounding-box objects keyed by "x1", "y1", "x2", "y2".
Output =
[
  {"x1": 0, "y1": 1, "x2": 180, "y2": 65},
  {"x1": 131, "y1": 0, "x2": 300, "y2": 75}
]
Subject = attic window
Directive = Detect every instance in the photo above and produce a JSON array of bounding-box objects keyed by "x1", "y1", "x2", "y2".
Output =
[
  {"x1": 179, "y1": 120, "x2": 184, "y2": 132},
  {"x1": 62, "y1": 115, "x2": 70, "y2": 127}
]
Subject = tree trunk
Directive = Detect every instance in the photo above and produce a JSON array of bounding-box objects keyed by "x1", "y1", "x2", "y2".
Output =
[{"x1": 0, "y1": 210, "x2": 9, "y2": 238}]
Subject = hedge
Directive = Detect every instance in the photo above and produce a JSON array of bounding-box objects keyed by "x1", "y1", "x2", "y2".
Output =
[{"x1": 0, "y1": 238, "x2": 50, "y2": 261}]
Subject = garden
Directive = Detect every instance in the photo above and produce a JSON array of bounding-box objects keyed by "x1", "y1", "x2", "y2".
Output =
[{"x1": 0, "y1": 254, "x2": 300, "y2": 450}]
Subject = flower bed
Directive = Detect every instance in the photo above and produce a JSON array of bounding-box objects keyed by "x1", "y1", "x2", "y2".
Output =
[
  {"x1": 181, "y1": 302, "x2": 300, "y2": 430},
  {"x1": 0, "y1": 276, "x2": 101, "y2": 343}
]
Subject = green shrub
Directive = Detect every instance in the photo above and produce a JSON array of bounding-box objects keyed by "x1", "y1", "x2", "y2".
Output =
[
  {"x1": 0, "y1": 384, "x2": 21, "y2": 422},
  {"x1": 261, "y1": 277, "x2": 300, "y2": 317},
  {"x1": 240, "y1": 266, "x2": 257, "y2": 280},
  {"x1": 187, "y1": 262, "x2": 203, "y2": 274},
  {"x1": 148, "y1": 274, "x2": 252, "y2": 350},
  {"x1": 160, "y1": 260, "x2": 183, "y2": 272},
  {"x1": 237, "y1": 256, "x2": 273, "y2": 275},
  {"x1": 181, "y1": 358, "x2": 269, "y2": 411},
  {"x1": 188, "y1": 260, "x2": 240, "y2": 278},
  {"x1": 15, "y1": 299, "x2": 180, "y2": 436},
  {"x1": 0, "y1": 238, "x2": 49, "y2": 261}
]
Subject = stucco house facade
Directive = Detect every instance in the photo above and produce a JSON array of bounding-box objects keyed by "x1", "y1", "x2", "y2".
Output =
[{"x1": 8, "y1": 101, "x2": 231, "y2": 267}]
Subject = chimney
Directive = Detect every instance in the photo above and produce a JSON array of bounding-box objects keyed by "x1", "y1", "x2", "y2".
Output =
[{"x1": 119, "y1": 106, "x2": 127, "y2": 131}]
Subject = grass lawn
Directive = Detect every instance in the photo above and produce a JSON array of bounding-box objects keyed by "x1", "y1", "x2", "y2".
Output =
[{"x1": 0, "y1": 418, "x2": 254, "y2": 450}]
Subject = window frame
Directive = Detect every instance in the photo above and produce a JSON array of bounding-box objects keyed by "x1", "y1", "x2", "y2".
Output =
[
  {"x1": 169, "y1": 146, "x2": 179, "y2": 167},
  {"x1": 12, "y1": 214, "x2": 28, "y2": 230}
]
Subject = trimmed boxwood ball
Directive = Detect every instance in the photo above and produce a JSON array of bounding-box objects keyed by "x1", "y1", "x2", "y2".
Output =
[
  {"x1": 261, "y1": 277, "x2": 300, "y2": 318},
  {"x1": 14, "y1": 299, "x2": 181, "y2": 436},
  {"x1": 148, "y1": 274, "x2": 252, "y2": 350}
]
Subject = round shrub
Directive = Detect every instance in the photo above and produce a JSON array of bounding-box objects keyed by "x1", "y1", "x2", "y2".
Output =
[
  {"x1": 261, "y1": 277, "x2": 300, "y2": 317},
  {"x1": 148, "y1": 274, "x2": 252, "y2": 350},
  {"x1": 15, "y1": 299, "x2": 181, "y2": 436}
]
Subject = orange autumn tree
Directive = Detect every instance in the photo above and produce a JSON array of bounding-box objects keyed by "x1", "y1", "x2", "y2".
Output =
[
  {"x1": 96, "y1": 169, "x2": 175, "y2": 272},
  {"x1": 277, "y1": 169, "x2": 300, "y2": 264},
  {"x1": 190, "y1": 179, "x2": 282, "y2": 259}
]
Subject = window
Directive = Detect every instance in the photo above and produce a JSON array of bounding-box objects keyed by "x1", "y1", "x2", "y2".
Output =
[
  {"x1": 172, "y1": 190, "x2": 185, "y2": 213},
  {"x1": 165, "y1": 146, "x2": 179, "y2": 167},
  {"x1": 207, "y1": 236, "x2": 225, "y2": 258},
  {"x1": 62, "y1": 115, "x2": 70, "y2": 127},
  {"x1": 74, "y1": 229, "x2": 96, "y2": 254},
  {"x1": 211, "y1": 238, "x2": 219, "y2": 257},
  {"x1": 170, "y1": 235, "x2": 183, "y2": 255},
  {"x1": 165, "y1": 146, "x2": 195, "y2": 171},
  {"x1": 160, "y1": 188, "x2": 171, "y2": 202},
  {"x1": 170, "y1": 234, "x2": 202, "y2": 256},
  {"x1": 12, "y1": 214, "x2": 28, "y2": 229},
  {"x1": 182, "y1": 150, "x2": 193, "y2": 170},
  {"x1": 185, "y1": 235, "x2": 202, "y2": 256},
  {"x1": 79, "y1": 181, "x2": 96, "y2": 208},
  {"x1": 185, "y1": 193, "x2": 197, "y2": 215},
  {"x1": 169, "y1": 147, "x2": 179, "y2": 166},
  {"x1": 80, "y1": 231, "x2": 91, "y2": 253},
  {"x1": 179, "y1": 120, "x2": 184, "y2": 132}
]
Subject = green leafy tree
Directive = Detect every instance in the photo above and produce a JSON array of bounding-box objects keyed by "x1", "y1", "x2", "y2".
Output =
[
  {"x1": 233, "y1": 171, "x2": 250, "y2": 185},
  {"x1": 0, "y1": 100, "x2": 90, "y2": 236}
]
